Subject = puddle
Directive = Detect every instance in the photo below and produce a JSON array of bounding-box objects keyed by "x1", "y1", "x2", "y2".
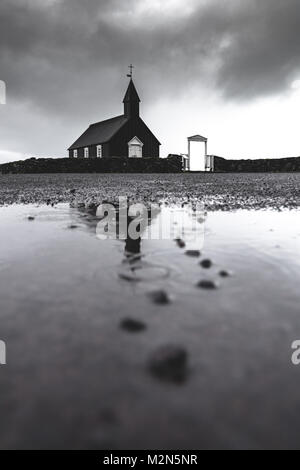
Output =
[
  {"x1": 0, "y1": 203, "x2": 299, "y2": 313},
  {"x1": 0, "y1": 203, "x2": 300, "y2": 449}
]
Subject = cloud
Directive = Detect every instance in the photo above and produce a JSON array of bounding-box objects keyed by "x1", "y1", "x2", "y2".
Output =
[
  {"x1": 1, "y1": 0, "x2": 299, "y2": 106},
  {"x1": 215, "y1": 0, "x2": 300, "y2": 99}
]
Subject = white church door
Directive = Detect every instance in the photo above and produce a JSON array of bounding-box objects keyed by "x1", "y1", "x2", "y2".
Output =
[{"x1": 128, "y1": 136, "x2": 143, "y2": 158}]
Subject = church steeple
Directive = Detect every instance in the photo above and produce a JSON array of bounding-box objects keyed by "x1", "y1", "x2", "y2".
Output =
[{"x1": 123, "y1": 79, "x2": 140, "y2": 118}]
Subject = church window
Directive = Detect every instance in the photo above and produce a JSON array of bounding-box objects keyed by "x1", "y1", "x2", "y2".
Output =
[{"x1": 97, "y1": 145, "x2": 102, "y2": 158}]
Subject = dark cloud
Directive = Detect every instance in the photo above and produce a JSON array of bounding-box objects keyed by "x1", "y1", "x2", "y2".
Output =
[
  {"x1": 215, "y1": 0, "x2": 300, "y2": 99},
  {"x1": 0, "y1": 0, "x2": 300, "y2": 158}
]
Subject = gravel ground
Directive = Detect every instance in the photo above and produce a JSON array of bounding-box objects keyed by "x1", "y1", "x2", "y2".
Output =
[{"x1": 0, "y1": 173, "x2": 300, "y2": 210}]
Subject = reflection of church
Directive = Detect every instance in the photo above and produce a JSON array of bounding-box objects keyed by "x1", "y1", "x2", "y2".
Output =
[{"x1": 68, "y1": 70, "x2": 161, "y2": 160}]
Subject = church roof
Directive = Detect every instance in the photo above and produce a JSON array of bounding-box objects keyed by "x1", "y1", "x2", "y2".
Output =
[
  {"x1": 123, "y1": 79, "x2": 140, "y2": 103},
  {"x1": 188, "y1": 134, "x2": 208, "y2": 142},
  {"x1": 68, "y1": 115, "x2": 128, "y2": 150}
]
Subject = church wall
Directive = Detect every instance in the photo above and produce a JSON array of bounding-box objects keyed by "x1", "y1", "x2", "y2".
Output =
[
  {"x1": 69, "y1": 143, "x2": 110, "y2": 159},
  {"x1": 102, "y1": 143, "x2": 110, "y2": 158},
  {"x1": 109, "y1": 118, "x2": 160, "y2": 158},
  {"x1": 77, "y1": 148, "x2": 85, "y2": 158},
  {"x1": 89, "y1": 145, "x2": 97, "y2": 158},
  {"x1": 90, "y1": 143, "x2": 110, "y2": 158}
]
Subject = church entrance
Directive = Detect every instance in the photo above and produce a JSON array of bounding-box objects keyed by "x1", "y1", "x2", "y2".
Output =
[{"x1": 128, "y1": 136, "x2": 143, "y2": 158}]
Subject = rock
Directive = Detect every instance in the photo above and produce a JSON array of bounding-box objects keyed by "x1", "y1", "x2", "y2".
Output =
[
  {"x1": 147, "y1": 289, "x2": 170, "y2": 305},
  {"x1": 200, "y1": 258, "x2": 212, "y2": 268},
  {"x1": 148, "y1": 345, "x2": 188, "y2": 384},
  {"x1": 120, "y1": 318, "x2": 146, "y2": 333},
  {"x1": 185, "y1": 250, "x2": 201, "y2": 257},
  {"x1": 219, "y1": 270, "x2": 230, "y2": 277},
  {"x1": 27, "y1": 215, "x2": 35, "y2": 221},
  {"x1": 85, "y1": 201, "x2": 97, "y2": 214},
  {"x1": 68, "y1": 224, "x2": 78, "y2": 229},
  {"x1": 197, "y1": 279, "x2": 218, "y2": 289},
  {"x1": 175, "y1": 238, "x2": 186, "y2": 248}
]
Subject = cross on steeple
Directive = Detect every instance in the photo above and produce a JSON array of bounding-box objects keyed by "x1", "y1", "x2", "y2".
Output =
[{"x1": 127, "y1": 64, "x2": 134, "y2": 78}]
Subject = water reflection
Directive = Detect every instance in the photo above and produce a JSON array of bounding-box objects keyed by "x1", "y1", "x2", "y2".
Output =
[
  {"x1": 120, "y1": 211, "x2": 171, "y2": 283},
  {"x1": 69, "y1": 201, "x2": 206, "y2": 284},
  {"x1": 71, "y1": 202, "x2": 205, "y2": 284},
  {"x1": 124, "y1": 215, "x2": 142, "y2": 259},
  {"x1": 71, "y1": 201, "x2": 205, "y2": 244}
]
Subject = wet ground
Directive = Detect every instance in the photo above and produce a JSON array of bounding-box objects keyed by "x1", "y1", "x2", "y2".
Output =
[{"x1": 0, "y1": 173, "x2": 300, "y2": 449}]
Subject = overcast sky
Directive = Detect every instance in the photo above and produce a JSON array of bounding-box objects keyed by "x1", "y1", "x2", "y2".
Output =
[{"x1": 0, "y1": 0, "x2": 300, "y2": 169}]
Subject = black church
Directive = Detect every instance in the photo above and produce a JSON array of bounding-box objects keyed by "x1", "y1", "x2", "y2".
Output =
[{"x1": 68, "y1": 78, "x2": 160, "y2": 159}]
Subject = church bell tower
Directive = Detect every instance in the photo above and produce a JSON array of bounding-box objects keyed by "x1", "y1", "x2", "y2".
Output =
[{"x1": 123, "y1": 65, "x2": 141, "y2": 118}]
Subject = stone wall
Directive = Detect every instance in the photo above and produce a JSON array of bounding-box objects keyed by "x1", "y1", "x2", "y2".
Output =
[
  {"x1": 0, "y1": 156, "x2": 183, "y2": 174},
  {"x1": 214, "y1": 156, "x2": 300, "y2": 172}
]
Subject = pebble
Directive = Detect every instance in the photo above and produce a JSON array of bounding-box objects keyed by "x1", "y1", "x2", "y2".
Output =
[
  {"x1": 148, "y1": 345, "x2": 188, "y2": 384},
  {"x1": 185, "y1": 250, "x2": 201, "y2": 257},
  {"x1": 175, "y1": 238, "x2": 186, "y2": 248},
  {"x1": 120, "y1": 318, "x2": 146, "y2": 333},
  {"x1": 147, "y1": 289, "x2": 170, "y2": 305},
  {"x1": 200, "y1": 258, "x2": 212, "y2": 268},
  {"x1": 197, "y1": 279, "x2": 218, "y2": 289},
  {"x1": 219, "y1": 270, "x2": 230, "y2": 277}
]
